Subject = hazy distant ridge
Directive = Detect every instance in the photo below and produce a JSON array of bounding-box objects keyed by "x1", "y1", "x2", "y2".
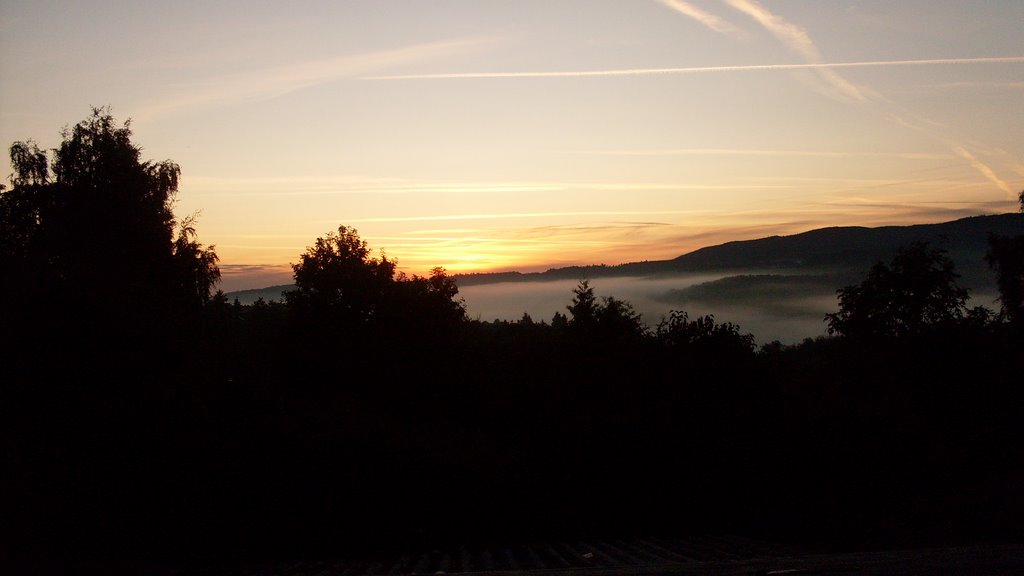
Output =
[
  {"x1": 224, "y1": 284, "x2": 293, "y2": 305},
  {"x1": 225, "y1": 214, "x2": 1023, "y2": 301},
  {"x1": 454, "y1": 213, "x2": 1023, "y2": 287}
]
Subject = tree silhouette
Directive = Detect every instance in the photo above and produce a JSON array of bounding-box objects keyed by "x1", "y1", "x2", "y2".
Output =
[
  {"x1": 655, "y1": 310, "x2": 754, "y2": 353},
  {"x1": 565, "y1": 280, "x2": 647, "y2": 340},
  {"x1": 286, "y1": 225, "x2": 397, "y2": 326},
  {"x1": 985, "y1": 190, "x2": 1024, "y2": 322},
  {"x1": 286, "y1": 226, "x2": 465, "y2": 333},
  {"x1": 825, "y1": 242, "x2": 970, "y2": 338},
  {"x1": 566, "y1": 279, "x2": 599, "y2": 329},
  {"x1": 8, "y1": 140, "x2": 49, "y2": 186},
  {"x1": 172, "y1": 214, "x2": 221, "y2": 306},
  {"x1": 385, "y1": 266, "x2": 467, "y2": 330},
  {"x1": 1, "y1": 107, "x2": 219, "y2": 358},
  {"x1": 550, "y1": 310, "x2": 569, "y2": 330},
  {"x1": 1, "y1": 108, "x2": 223, "y2": 565},
  {"x1": 597, "y1": 295, "x2": 647, "y2": 339}
]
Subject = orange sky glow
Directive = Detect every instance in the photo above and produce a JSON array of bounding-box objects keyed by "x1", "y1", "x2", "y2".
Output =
[{"x1": 2, "y1": 1, "x2": 1022, "y2": 291}]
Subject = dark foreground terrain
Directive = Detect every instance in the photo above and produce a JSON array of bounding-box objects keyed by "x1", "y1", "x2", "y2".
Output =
[
  {"x1": 5, "y1": 113, "x2": 1024, "y2": 575},
  {"x1": 14, "y1": 538, "x2": 1024, "y2": 575}
]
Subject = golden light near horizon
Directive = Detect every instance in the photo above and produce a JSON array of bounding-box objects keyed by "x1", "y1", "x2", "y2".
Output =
[{"x1": 2, "y1": 0, "x2": 1022, "y2": 291}]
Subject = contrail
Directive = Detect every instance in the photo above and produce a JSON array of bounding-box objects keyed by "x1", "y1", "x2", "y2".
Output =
[
  {"x1": 725, "y1": 0, "x2": 818, "y2": 61},
  {"x1": 724, "y1": 0, "x2": 866, "y2": 101},
  {"x1": 564, "y1": 148, "x2": 955, "y2": 160},
  {"x1": 362, "y1": 56, "x2": 1024, "y2": 80},
  {"x1": 951, "y1": 145, "x2": 1014, "y2": 196},
  {"x1": 657, "y1": 0, "x2": 743, "y2": 37}
]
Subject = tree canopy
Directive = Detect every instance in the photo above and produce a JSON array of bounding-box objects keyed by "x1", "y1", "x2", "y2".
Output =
[
  {"x1": 1, "y1": 108, "x2": 220, "y2": 374},
  {"x1": 1, "y1": 108, "x2": 219, "y2": 310},
  {"x1": 655, "y1": 310, "x2": 755, "y2": 354},
  {"x1": 287, "y1": 225, "x2": 397, "y2": 325},
  {"x1": 985, "y1": 190, "x2": 1024, "y2": 322},
  {"x1": 286, "y1": 225, "x2": 465, "y2": 334},
  {"x1": 825, "y1": 242, "x2": 969, "y2": 338},
  {"x1": 565, "y1": 279, "x2": 647, "y2": 341}
]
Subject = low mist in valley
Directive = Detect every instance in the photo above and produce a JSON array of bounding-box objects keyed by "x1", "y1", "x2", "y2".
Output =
[
  {"x1": 459, "y1": 272, "x2": 1000, "y2": 345},
  {"x1": 458, "y1": 273, "x2": 833, "y2": 344},
  {"x1": 226, "y1": 213, "x2": 1018, "y2": 344}
]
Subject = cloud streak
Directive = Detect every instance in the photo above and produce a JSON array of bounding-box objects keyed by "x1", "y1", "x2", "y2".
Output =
[
  {"x1": 723, "y1": 0, "x2": 815, "y2": 60},
  {"x1": 882, "y1": 108, "x2": 1019, "y2": 199},
  {"x1": 723, "y1": 0, "x2": 866, "y2": 101},
  {"x1": 657, "y1": 0, "x2": 744, "y2": 37},
  {"x1": 951, "y1": 145, "x2": 1014, "y2": 196},
  {"x1": 660, "y1": 1, "x2": 1016, "y2": 200},
  {"x1": 340, "y1": 210, "x2": 705, "y2": 224},
  {"x1": 931, "y1": 81, "x2": 1024, "y2": 89},
  {"x1": 186, "y1": 176, "x2": 568, "y2": 196},
  {"x1": 362, "y1": 56, "x2": 1024, "y2": 80},
  {"x1": 135, "y1": 37, "x2": 488, "y2": 119},
  {"x1": 187, "y1": 176, "x2": 789, "y2": 197},
  {"x1": 565, "y1": 148, "x2": 955, "y2": 160}
]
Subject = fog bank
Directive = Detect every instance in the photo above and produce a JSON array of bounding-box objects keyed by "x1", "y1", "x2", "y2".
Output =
[
  {"x1": 458, "y1": 274, "x2": 837, "y2": 345},
  {"x1": 460, "y1": 273, "x2": 1001, "y2": 345}
]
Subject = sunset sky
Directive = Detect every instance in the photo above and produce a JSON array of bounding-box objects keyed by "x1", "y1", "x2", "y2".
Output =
[{"x1": 2, "y1": 1, "x2": 1022, "y2": 291}]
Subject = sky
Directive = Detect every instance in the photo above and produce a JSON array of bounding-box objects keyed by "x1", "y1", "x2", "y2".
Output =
[{"x1": 2, "y1": 0, "x2": 1022, "y2": 291}]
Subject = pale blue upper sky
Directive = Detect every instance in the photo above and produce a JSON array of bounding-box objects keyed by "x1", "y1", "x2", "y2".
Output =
[{"x1": 2, "y1": 1, "x2": 1022, "y2": 290}]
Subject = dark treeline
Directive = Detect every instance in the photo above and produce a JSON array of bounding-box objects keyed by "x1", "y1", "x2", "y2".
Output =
[{"x1": 3, "y1": 110, "x2": 1024, "y2": 570}]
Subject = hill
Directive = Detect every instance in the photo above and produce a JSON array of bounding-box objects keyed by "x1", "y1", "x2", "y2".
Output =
[
  {"x1": 454, "y1": 213, "x2": 1023, "y2": 289},
  {"x1": 226, "y1": 214, "x2": 1023, "y2": 315},
  {"x1": 224, "y1": 284, "x2": 292, "y2": 305}
]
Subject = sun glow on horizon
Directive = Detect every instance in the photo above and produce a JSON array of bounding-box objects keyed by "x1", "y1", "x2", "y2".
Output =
[{"x1": 3, "y1": 1, "x2": 1022, "y2": 292}]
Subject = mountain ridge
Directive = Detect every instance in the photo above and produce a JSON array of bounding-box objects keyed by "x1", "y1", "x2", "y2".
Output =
[
  {"x1": 453, "y1": 213, "x2": 1022, "y2": 286},
  {"x1": 225, "y1": 213, "x2": 1023, "y2": 302}
]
